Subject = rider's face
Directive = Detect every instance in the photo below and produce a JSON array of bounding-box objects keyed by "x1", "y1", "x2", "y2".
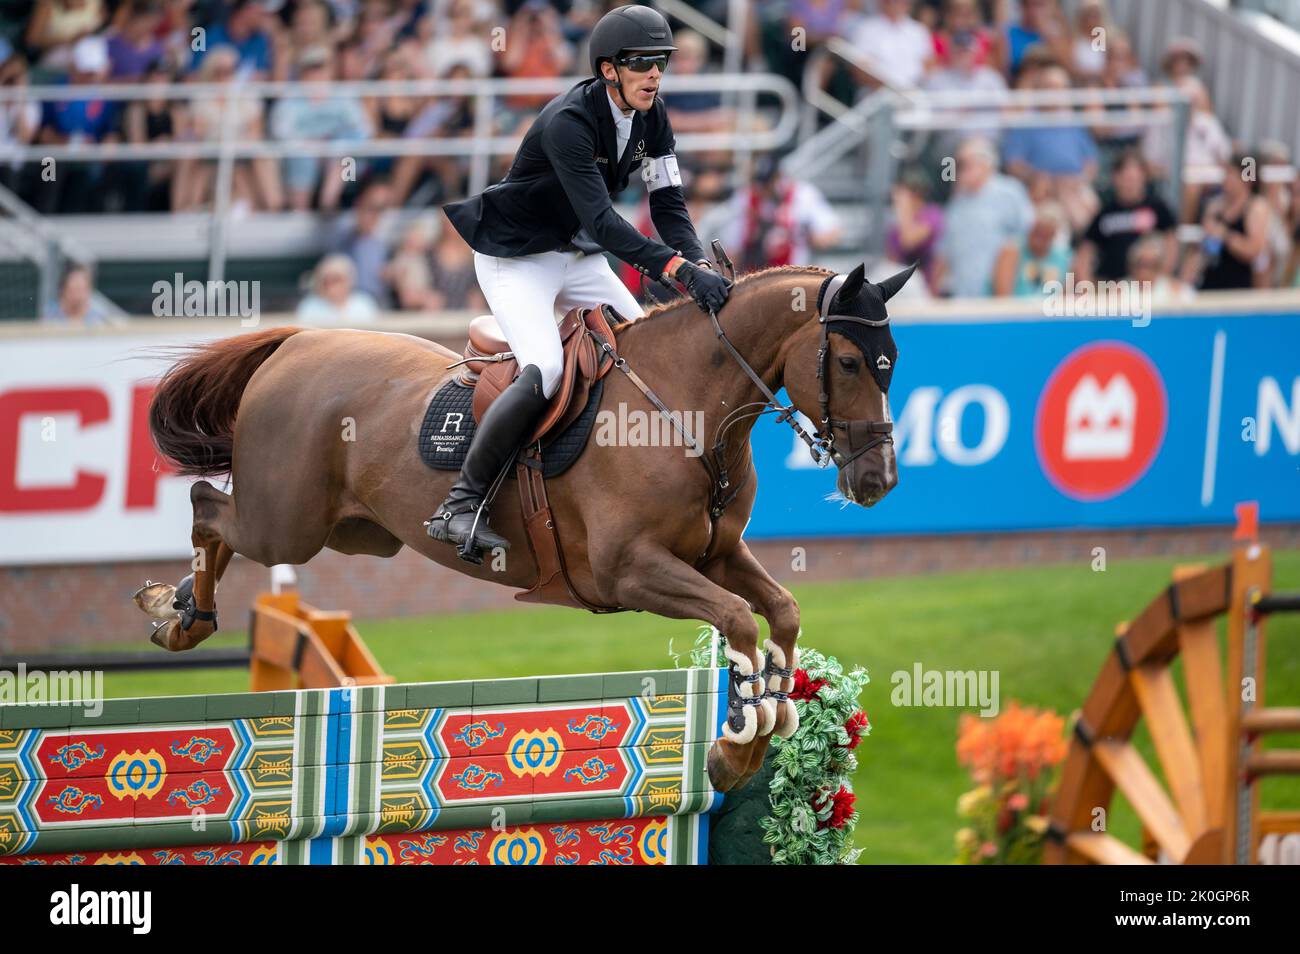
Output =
[{"x1": 604, "y1": 59, "x2": 662, "y2": 112}]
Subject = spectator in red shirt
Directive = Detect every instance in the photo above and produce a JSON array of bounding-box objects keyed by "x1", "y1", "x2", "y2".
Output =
[{"x1": 933, "y1": 0, "x2": 994, "y2": 70}]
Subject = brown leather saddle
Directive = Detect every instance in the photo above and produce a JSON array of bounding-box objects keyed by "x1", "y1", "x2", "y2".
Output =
[
  {"x1": 458, "y1": 304, "x2": 621, "y2": 445},
  {"x1": 453, "y1": 304, "x2": 626, "y2": 612}
]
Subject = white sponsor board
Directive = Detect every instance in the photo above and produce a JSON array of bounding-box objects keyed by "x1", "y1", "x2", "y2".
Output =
[{"x1": 0, "y1": 331, "x2": 222, "y2": 565}]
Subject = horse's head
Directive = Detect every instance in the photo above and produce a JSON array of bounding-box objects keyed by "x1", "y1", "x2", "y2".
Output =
[{"x1": 783, "y1": 262, "x2": 915, "y2": 507}]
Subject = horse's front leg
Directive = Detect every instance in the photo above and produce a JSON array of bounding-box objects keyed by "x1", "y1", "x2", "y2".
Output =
[
  {"x1": 609, "y1": 543, "x2": 764, "y2": 793},
  {"x1": 703, "y1": 540, "x2": 802, "y2": 779}
]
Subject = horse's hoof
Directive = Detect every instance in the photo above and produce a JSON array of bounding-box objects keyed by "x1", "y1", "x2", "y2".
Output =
[
  {"x1": 149, "y1": 620, "x2": 175, "y2": 650},
  {"x1": 773, "y1": 699, "x2": 800, "y2": 739},
  {"x1": 150, "y1": 617, "x2": 212, "y2": 652},
  {"x1": 133, "y1": 581, "x2": 179, "y2": 620},
  {"x1": 707, "y1": 741, "x2": 750, "y2": 793}
]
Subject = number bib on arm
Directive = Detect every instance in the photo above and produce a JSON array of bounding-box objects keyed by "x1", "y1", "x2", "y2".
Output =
[{"x1": 641, "y1": 154, "x2": 683, "y2": 192}]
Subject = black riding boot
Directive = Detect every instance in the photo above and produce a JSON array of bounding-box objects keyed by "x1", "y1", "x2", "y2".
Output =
[{"x1": 425, "y1": 364, "x2": 549, "y2": 562}]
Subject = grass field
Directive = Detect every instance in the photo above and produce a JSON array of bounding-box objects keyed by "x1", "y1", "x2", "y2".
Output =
[{"x1": 92, "y1": 548, "x2": 1300, "y2": 864}]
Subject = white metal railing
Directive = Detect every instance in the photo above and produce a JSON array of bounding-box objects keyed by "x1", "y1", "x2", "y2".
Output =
[
  {"x1": 0, "y1": 74, "x2": 799, "y2": 159},
  {"x1": 0, "y1": 182, "x2": 123, "y2": 318},
  {"x1": 798, "y1": 36, "x2": 919, "y2": 144},
  {"x1": 1109, "y1": 0, "x2": 1300, "y2": 157},
  {"x1": 653, "y1": 0, "x2": 754, "y2": 186},
  {"x1": 0, "y1": 73, "x2": 799, "y2": 282},
  {"x1": 1231, "y1": 0, "x2": 1300, "y2": 39}
]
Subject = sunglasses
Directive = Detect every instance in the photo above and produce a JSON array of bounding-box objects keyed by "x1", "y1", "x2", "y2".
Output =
[{"x1": 616, "y1": 53, "x2": 670, "y2": 73}]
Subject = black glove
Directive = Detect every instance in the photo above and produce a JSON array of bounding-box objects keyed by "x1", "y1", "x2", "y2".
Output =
[{"x1": 676, "y1": 259, "x2": 731, "y2": 314}]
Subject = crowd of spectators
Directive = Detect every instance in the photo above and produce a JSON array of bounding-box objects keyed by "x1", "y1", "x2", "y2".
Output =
[
  {"x1": 852, "y1": 0, "x2": 1300, "y2": 297},
  {"x1": 7, "y1": 0, "x2": 1298, "y2": 324}
]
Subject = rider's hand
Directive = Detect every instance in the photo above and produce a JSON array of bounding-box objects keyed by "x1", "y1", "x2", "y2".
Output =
[{"x1": 675, "y1": 259, "x2": 731, "y2": 313}]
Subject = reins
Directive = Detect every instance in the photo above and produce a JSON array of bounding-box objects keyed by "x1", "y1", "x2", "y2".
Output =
[{"x1": 607, "y1": 257, "x2": 894, "y2": 564}]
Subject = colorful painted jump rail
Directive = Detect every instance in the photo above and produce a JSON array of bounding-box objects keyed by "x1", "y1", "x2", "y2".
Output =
[{"x1": 0, "y1": 666, "x2": 725, "y2": 865}]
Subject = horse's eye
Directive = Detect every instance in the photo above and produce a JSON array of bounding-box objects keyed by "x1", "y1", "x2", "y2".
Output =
[{"x1": 837, "y1": 355, "x2": 860, "y2": 373}]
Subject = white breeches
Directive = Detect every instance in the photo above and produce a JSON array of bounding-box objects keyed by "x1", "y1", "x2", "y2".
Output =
[{"x1": 473, "y1": 249, "x2": 645, "y2": 398}]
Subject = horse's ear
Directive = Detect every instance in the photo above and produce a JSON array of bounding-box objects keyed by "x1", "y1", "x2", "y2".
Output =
[
  {"x1": 834, "y1": 263, "x2": 866, "y2": 305},
  {"x1": 875, "y1": 262, "x2": 918, "y2": 303}
]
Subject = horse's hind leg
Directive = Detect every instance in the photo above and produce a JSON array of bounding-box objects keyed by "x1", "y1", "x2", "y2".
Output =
[{"x1": 132, "y1": 482, "x2": 237, "y2": 652}]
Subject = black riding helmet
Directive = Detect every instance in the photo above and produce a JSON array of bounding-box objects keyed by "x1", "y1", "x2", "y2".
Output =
[{"x1": 589, "y1": 4, "x2": 676, "y2": 92}]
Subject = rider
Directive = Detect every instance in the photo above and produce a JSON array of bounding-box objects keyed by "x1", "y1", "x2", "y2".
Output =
[{"x1": 427, "y1": 3, "x2": 731, "y2": 558}]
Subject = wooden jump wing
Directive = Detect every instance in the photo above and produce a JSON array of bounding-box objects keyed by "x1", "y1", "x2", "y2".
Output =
[{"x1": 1046, "y1": 544, "x2": 1300, "y2": 865}]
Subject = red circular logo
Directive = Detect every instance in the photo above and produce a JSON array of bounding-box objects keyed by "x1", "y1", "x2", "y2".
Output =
[{"x1": 1035, "y1": 342, "x2": 1167, "y2": 501}]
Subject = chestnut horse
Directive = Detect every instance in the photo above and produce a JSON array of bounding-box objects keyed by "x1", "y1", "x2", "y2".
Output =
[{"x1": 135, "y1": 261, "x2": 912, "y2": 792}]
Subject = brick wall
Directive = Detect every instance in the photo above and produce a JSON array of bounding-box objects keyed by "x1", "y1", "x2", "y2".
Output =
[{"x1": 2, "y1": 523, "x2": 1297, "y2": 653}]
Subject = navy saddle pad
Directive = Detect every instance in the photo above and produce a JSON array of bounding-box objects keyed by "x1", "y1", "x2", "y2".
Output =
[{"x1": 418, "y1": 377, "x2": 605, "y2": 478}]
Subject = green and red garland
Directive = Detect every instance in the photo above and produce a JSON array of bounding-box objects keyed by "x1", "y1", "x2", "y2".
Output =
[{"x1": 683, "y1": 629, "x2": 870, "y2": 865}]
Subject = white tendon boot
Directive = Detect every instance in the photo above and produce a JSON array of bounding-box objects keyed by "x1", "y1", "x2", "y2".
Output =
[
  {"x1": 720, "y1": 645, "x2": 763, "y2": 745},
  {"x1": 763, "y1": 639, "x2": 801, "y2": 739}
]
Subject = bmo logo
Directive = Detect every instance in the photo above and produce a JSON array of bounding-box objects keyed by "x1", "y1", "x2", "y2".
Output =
[{"x1": 1035, "y1": 342, "x2": 1166, "y2": 500}]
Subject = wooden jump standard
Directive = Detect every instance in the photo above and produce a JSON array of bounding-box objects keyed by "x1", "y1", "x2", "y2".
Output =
[{"x1": 1046, "y1": 540, "x2": 1300, "y2": 864}]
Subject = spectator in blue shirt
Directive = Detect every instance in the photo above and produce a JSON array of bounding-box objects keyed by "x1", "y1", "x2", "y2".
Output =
[
  {"x1": 270, "y1": 45, "x2": 371, "y2": 211},
  {"x1": 43, "y1": 263, "x2": 114, "y2": 326},
  {"x1": 935, "y1": 136, "x2": 1035, "y2": 297},
  {"x1": 1001, "y1": 0, "x2": 1069, "y2": 80},
  {"x1": 41, "y1": 36, "x2": 118, "y2": 142},
  {"x1": 1001, "y1": 64, "x2": 1100, "y2": 233},
  {"x1": 190, "y1": 0, "x2": 277, "y2": 79},
  {"x1": 35, "y1": 36, "x2": 120, "y2": 213}
]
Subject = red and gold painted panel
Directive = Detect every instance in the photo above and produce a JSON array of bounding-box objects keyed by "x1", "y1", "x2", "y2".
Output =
[
  {"x1": 0, "y1": 668, "x2": 724, "y2": 862},
  {"x1": 0, "y1": 816, "x2": 703, "y2": 865}
]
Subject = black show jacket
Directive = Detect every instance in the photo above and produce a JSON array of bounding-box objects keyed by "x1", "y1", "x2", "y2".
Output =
[{"x1": 443, "y1": 78, "x2": 706, "y2": 278}]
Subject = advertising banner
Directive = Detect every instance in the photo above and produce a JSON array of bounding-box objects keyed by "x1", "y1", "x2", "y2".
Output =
[
  {"x1": 746, "y1": 310, "x2": 1300, "y2": 537},
  {"x1": 1, "y1": 308, "x2": 1297, "y2": 563}
]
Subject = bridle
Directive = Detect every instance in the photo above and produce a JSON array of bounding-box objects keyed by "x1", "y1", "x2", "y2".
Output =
[
  {"x1": 611, "y1": 254, "x2": 896, "y2": 559},
  {"x1": 811, "y1": 273, "x2": 896, "y2": 469},
  {"x1": 698, "y1": 266, "x2": 895, "y2": 474}
]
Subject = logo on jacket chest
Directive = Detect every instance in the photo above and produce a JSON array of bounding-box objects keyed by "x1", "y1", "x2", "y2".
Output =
[{"x1": 630, "y1": 139, "x2": 645, "y2": 162}]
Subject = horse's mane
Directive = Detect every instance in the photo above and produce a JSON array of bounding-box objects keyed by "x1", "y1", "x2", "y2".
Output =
[{"x1": 615, "y1": 263, "x2": 835, "y2": 335}]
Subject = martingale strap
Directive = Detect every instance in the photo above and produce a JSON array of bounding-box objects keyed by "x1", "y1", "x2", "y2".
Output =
[
  {"x1": 600, "y1": 341, "x2": 704, "y2": 458},
  {"x1": 601, "y1": 340, "x2": 741, "y2": 546}
]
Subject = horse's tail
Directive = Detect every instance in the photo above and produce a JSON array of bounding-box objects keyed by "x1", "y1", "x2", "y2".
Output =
[{"x1": 149, "y1": 326, "x2": 304, "y2": 477}]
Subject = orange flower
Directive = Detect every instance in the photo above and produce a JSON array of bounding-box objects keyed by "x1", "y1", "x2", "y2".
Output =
[{"x1": 956, "y1": 702, "x2": 1067, "y2": 785}]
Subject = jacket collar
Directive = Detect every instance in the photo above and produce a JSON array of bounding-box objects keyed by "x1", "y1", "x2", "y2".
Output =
[{"x1": 584, "y1": 78, "x2": 646, "y2": 184}]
